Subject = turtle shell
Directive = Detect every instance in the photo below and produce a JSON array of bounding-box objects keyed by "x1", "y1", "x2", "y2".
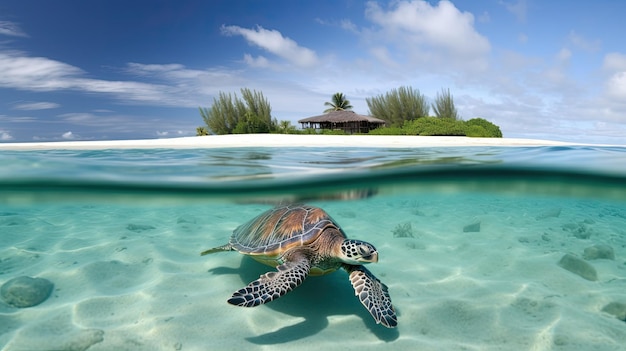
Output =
[{"x1": 230, "y1": 204, "x2": 345, "y2": 257}]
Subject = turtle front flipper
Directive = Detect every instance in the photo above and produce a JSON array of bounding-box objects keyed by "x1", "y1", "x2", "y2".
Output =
[
  {"x1": 344, "y1": 264, "x2": 397, "y2": 328},
  {"x1": 228, "y1": 253, "x2": 311, "y2": 307}
]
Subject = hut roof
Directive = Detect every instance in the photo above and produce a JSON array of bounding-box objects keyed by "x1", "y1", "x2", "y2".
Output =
[{"x1": 298, "y1": 110, "x2": 385, "y2": 124}]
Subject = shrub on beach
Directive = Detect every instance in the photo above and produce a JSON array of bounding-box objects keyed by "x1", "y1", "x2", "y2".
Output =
[
  {"x1": 403, "y1": 117, "x2": 466, "y2": 136},
  {"x1": 465, "y1": 118, "x2": 503, "y2": 137},
  {"x1": 366, "y1": 117, "x2": 502, "y2": 137},
  {"x1": 196, "y1": 126, "x2": 209, "y2": 136},
  {"x1": 465, "y1": 125, "x2": 489, "y2": 137},
  {"x1": 321, "y1": 129, "x2": 347, "y2": 135}
]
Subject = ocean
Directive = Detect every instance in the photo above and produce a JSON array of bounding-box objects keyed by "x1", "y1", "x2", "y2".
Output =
[{"x1": 1, "y1": 145, "x2": 625, "y2": 350}]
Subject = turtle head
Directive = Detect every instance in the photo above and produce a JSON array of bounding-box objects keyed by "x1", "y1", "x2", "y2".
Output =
[{"x1": 340, "y1": 239, "x2": 378, "y2": 264}]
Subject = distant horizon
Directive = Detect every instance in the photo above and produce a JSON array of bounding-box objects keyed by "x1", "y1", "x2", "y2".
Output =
[{"x1": 1, "y1": 1, "x2": 625, "y2": 144}]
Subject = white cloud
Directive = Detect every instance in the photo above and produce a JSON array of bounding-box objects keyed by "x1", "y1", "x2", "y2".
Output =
[
  {"x1": 0, "y1": 21, "x2": 28, "y2": 37},
  {"x1": 477, "y1": 11, "x2": 491, "y2": 23},
  {"x1": 369, "y1": 46, "x2": 397, "y2": 68},
  {"x1": 567, "y1": 30, "x2": 601, "y2": 52},
  {"x1": 0, "y1": 114, "x2": 38, "y2": 123},
  {"x1": 556, "y1": 48, "x2": 572, "y2": 63},
  {"x1": 59, "y1": 112, "x2": 98, "y2": 124},
  {"x1": 126, "y1": 63, "x2": 185, "y2": 74},
  {"x1": 156, "y1": 130, "x2": 190, "y2": 138},
  {"x1": 62, "y1": 131, "x2": 75, "y2": 139},
  {"x1": 12, "y1": 101, "x2": 60, "y2": 110},
  {"x1": 0, "y1": 51, "x2": 173, "y2": 102},
  {"x1": 603, "y1": 53, "x2": 626, "y2": 72},
  {"x1": 221, "y1": 25, "x2": 319, "y2": 68},
  {"x1": 606, "y1": 71, "x2": 626, "y2": 100},
  {"x1": 0, "y1": 52, "x2": 201, "y2": 106},
  {"x1": 601, "y1": 53, "x2": 626, "y2": 108},
  {"x1": 500, "y1": 0, "x2": 528, "y2": 22},
  {"x1": 364, "y1": 0, "x2": 490, "y2": 71},
  {"x1": 0, "y1": 130, "x2": 14, "y2": 141},
  {"x1": 518, "y1": 33, "x2": 528, "y2": 43},
  {"x1": 340, "y1": 19, "x2": 359, "y2": 33},
  {"x1": 243, "y1": 54, "x2": 270, "y2": 68},
  {"x1": 0, "y1": 51, "x2": 83, "y2": 90}
]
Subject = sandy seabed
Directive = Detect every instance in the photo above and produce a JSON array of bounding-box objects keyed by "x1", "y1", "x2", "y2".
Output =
[{"x1": 1, "y1": 195, "x2": 625, "y2": 351}]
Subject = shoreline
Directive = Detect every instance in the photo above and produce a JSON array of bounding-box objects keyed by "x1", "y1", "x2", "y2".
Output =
[{"x1": 0, "y1": 134, "x2": 604, "y2": 150}]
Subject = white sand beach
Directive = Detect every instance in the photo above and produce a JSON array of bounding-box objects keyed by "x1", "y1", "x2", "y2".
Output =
[{"x1": 0, "y1": 134, "x2": 585, "y2": 150}]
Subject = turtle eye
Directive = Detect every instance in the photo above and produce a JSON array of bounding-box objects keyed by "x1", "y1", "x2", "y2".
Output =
[{"x1": 357, "y1": 245, "x2": 371, "y2": 257}]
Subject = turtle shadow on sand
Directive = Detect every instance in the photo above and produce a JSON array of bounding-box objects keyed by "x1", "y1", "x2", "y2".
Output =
[{"x1": 209, "y1": 257, "x2": 399, "y2": 344}]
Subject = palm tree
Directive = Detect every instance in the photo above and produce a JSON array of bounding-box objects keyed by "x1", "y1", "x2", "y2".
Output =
[{"x1": 324, "y1": 92, "x2": 353, "y2": 113}]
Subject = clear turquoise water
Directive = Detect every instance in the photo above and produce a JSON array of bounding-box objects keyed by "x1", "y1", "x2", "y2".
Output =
[{"x1": 1, "y1": 146, "x2": 626, "y2": 350}]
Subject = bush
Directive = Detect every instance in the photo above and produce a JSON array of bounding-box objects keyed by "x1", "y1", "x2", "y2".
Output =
[
  {"x1": 465, "y1": 125, "x2": 488, "y2": 137},
  {"x1": 321, "y1": 129, "x2": 347, "y2": 135},
  {"x1": 403, "y1": 117, "x2": 465, "y2": 136},
  {"x1": 396, "y1": 117, "x2": 501, "y2": 137},
  {"x1": 465, "y1": 118, "x2": 502, "y2": 137},
  {"x1": 301, "y1": 128, "x2": 318, "y2": 134},
  {"x1": 196, "y1": 126, "x2": 209, "y2": 136}
]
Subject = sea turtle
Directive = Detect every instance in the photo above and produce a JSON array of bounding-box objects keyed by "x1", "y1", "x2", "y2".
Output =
[{"x1": 201, "y1": 204, "x2": 397, "y2": 328}]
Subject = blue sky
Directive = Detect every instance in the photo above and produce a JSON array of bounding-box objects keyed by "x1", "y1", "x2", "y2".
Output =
[{"x1": 1, "y1": 0, "x2": 625, "y2": 143}]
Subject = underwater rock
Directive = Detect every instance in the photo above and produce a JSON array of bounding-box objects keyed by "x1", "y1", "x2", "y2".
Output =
[
  {"x1": 536, "y1": 207, "x2": 561, "y2": 220},
  {"x1": 601, "y1": 302, "x2": 626, "y2": 321},
  {"x1": 1, "y1": 276, "x2": 54, "y2": 308},
  {"x1": 392, "y1": 222, "x2": 414, "y2": 238},
  {"x1": 557, "y1": 254, "x2": 598, "y2": 281},
  {"x1": 562, "y1": 222, "x2": 594, "y2": 239},
  {"x1": 463, "y1": 221, "x2": 481, "y2": 233},
  {"x1": 126, "y1": 223, "x2": 156, "y2": 232},
  {"x1": 583, "y1": 244, "x2": 615, "y2": 260}
]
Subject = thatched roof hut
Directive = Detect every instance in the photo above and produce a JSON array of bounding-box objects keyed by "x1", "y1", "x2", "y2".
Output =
[{"x1": 298, "y1": 110, "x2": 386, "y2": 134}]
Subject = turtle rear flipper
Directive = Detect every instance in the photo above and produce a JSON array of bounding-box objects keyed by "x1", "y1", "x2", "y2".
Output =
[
  {"x1": 200, "y1": 243, "x2": 234, "y2": 256},
  {"x1": 228, "y1": 253, "x2": 311, "y2": 307},
  {"x1": 345, "y1": 264, "x2": 397, "y2": 328}
]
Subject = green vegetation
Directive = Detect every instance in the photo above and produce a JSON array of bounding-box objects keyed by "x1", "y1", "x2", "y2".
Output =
[
  {"x1": 464, "y1": 118, "x2": 503, "y2": 137},
  {"x1": 199, "y1": 88, "x2": 276, "y2": 135},
  {"x1": 369, "y1": 117, "x2": 501, "y2": 137},
  {"x1": 323, "y1": 92, "x2": 353, "y2": 113},
  {"x1": 404, "y1": 117, "x2": 465, "y2": 136},
  {"x1": 196, "y1": 126, "x2": 209, "y2": 136},
  {"x1": 366, "y1": 86, "x2": 429, "y2": 127},
  {"x1": 274, "y1": 120, "x2": 297, "y2": 134},
  {"x1": 431, "y1": 88, "x2": 459, "y2": 120}
]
